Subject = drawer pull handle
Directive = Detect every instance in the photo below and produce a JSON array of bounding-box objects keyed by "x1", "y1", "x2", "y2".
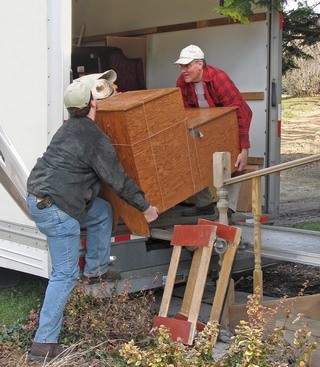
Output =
[{"x1": 190, "y1": 129, "x2": 204, "y2": 139}]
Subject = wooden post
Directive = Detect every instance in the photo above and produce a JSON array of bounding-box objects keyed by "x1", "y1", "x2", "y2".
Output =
[
  {"x1": 252, "y1": 176, "x2": 263, "y2": 297},
  {"x1": 213, "y1": 152, "x2": 235, "y2": 330}
]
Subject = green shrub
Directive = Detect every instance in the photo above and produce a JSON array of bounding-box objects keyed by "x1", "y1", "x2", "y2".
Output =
[
  {"x1": 0, "y1": 281, "x2": 317, "y2": 366},
  {"x1": 119, "y1": 287, "x2": 318, "y2": 367}
]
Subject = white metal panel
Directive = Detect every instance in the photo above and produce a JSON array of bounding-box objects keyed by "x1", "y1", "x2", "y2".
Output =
[
  {"x1": 0, "y1": 1, "x2": 48, "y2": 224},
  {"x1": 47, "y1": 0, "x2": 72, "y2": 139},
  {"x1": 0, "y1": 1, "x2": 48, "y2": 171},
  {"x1": 0, "y1": 239, "x2": 50, "y2": 278},
  {"x1": 0, "y1": 220, "x2": 50, "y2": 277},
  {"x1": 266, "y1": 9, "x2": 282, "y2": 214},
  {"x1": 0, "y1": 0, "x2": 72, "y2": 224}
]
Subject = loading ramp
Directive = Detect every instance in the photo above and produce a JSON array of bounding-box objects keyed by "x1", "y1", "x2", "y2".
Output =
[
  {"x1": 150, "y1": 219, "x2": 320, "y2": 267},
  {"x1": 240, "y1": 223, "x2": 320, "y2": 266}
]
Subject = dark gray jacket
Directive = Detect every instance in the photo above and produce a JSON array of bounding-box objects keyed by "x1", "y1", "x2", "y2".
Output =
[{"x1": 27, "y1": 116, "x2": 150, "y2": 221}]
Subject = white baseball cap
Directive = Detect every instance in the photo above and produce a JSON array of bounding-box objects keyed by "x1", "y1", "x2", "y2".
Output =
[
  {"x1": 174, "y1": 45, "x2": 205, "y2": 65},
  {"x1": 63, "y1": 79, "x2": 95, "y2": 109}
]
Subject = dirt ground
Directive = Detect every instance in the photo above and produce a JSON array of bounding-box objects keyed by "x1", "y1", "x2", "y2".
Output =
[
  {"x1": 277, "y1": 96, "x2": 320, "y2": 225},
  {"x1": 234, "y1": 262, "x2": 320, "y2": 298}
]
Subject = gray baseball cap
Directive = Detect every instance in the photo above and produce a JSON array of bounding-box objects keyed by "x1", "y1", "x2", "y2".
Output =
[{"x1": 63, "y1": 79, "x2": 95, "y2": 109}]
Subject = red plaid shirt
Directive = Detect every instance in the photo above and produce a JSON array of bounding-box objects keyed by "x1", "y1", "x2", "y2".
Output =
[{"x1": 176, "y1": 65, "x2": 252, "y2": 149}]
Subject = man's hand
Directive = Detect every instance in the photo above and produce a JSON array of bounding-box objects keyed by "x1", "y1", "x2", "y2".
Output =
[
  {"x1": 234, "y1": 148, "x2": 248, "y2": 171},
  {"x1": 143, "y1": 205, "x2": 159, "y2": 223}
]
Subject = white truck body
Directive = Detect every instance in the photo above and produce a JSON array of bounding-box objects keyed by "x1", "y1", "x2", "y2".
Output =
[{"x1": 0, "y1": 0, "x2": 282, "y2": 283}]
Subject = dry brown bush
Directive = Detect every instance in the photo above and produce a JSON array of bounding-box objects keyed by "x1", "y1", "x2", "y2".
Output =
[{"x1": 283, "y1": 43, "x2": 320, "y2": 96}]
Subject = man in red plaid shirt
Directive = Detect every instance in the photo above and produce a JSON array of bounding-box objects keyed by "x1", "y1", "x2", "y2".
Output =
[{"x1": 174, "y1": 45, "x2": 253, "y2": 223}]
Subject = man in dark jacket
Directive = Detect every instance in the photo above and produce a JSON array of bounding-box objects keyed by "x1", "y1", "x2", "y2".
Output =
[
  {"x1": 26, "y1": 80, "x2": 158, "y2": 361},
  {"x1": 174, "y1": 45, "x2": 252, "y2": 223}
]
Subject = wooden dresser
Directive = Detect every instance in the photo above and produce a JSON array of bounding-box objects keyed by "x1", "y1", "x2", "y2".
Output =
[{"x1": 96, "y1": 88, "x2": 240, "y2": 235}]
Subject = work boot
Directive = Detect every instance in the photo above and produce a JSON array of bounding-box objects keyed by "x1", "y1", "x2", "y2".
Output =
[
  {"x1": 29, "y1": 342, "x2": 64, "y2": 361},
  {"x1": 81, "y1": 269, "x2": 122, "y2": 284},
  {"x1": 181, "y1": 202, "x2": 216, "y2": 217}
]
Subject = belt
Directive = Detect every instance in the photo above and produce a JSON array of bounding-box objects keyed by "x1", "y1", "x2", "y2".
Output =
[{"x1": 28, "y1": 192, "x2": 43, "y2": 202}]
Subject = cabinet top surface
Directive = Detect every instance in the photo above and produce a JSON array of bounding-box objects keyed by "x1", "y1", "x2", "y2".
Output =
[
  {"x1": 186, "y1": 107, "x2": 238, "y2": 129},
  {"x1": 96, "y1": 87, "x2": 181, "y2": 112}
]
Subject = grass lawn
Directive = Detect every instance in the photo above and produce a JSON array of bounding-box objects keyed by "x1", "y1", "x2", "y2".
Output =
[
  {"x1": 0, "y1": 272, "x2": 47, "y2": 326},
  {"x1": 282, "y1": 96, "x2": 320, "y2": 120},
  {"x1": 285, "y1": 222, "x2": 320, "y2": 231}
]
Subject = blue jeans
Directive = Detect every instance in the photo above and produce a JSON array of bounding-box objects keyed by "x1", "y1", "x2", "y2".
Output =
[{"x1": 26, "y1": 193, "x2": 112, "y2": 343}]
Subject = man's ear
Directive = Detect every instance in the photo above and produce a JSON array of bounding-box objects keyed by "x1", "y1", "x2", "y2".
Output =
[{"x1": 90, "y1": 97, "x2": 97, "y2": 108}]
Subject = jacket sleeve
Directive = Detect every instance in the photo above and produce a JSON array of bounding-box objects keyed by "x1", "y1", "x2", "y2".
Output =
[
  {"x1": 209, "y1": 69, "x2": 252, "y2": 149},
  {"x1": 176, "y1": 76, "x2": 193, "y2": 108},
  {"x1": 91, "y1": 134, "x2": 150, "y2": 212}
]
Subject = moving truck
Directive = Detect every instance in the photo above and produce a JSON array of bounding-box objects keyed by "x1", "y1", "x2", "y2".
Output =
[{"x1": 0, "y1": 0, "x2": 282, "y2": 289}]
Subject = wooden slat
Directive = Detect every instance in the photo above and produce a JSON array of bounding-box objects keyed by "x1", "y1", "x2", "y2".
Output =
[
  {"x1": 241, "y1": 92, "x2": 265, "y2": 100},
  {"x1": 153, "y1": 316, "x2": 193, "y2": 344},
  {"x1": 158, "y1": 246, "x2": 182, "y2": 317},
  {"x1": 209, "y1": 228, "x2": 242, "y2": 331},
  {"x1": 175, "y1": 313, "x2": 206, "y2": 332},
  {"x1": 197, "y1": 219, "x2": 238, "y2": 242},
  {"x1": 247, "y1": 157, "x2": 264, "y2": 166},
  {"x1": 186, "y1": 240, "x2": 215, "y2": 344},
  {"x1": 180, "y1": 247, "x2": 207, "y2": 315},
  {"x1": 197, "y1": 219, "x2": 241, "y2": 339},
  {"x1": 229, "y1": 294, "x2": 320, "y2": 333},
  {"x1": 171, "y1": 225, "x2": 216, "y2": 247},
  {"x1": 179, "y1": 227, "x2": 216, "y2": 316},
  {"x1": 74, "y1": 13, "x2": 267, "y2": 44}
]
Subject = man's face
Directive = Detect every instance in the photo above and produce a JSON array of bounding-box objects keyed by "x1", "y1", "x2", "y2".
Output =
[{"x1": 179, "y1": 60, "x2": 204, "y2": 83}]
